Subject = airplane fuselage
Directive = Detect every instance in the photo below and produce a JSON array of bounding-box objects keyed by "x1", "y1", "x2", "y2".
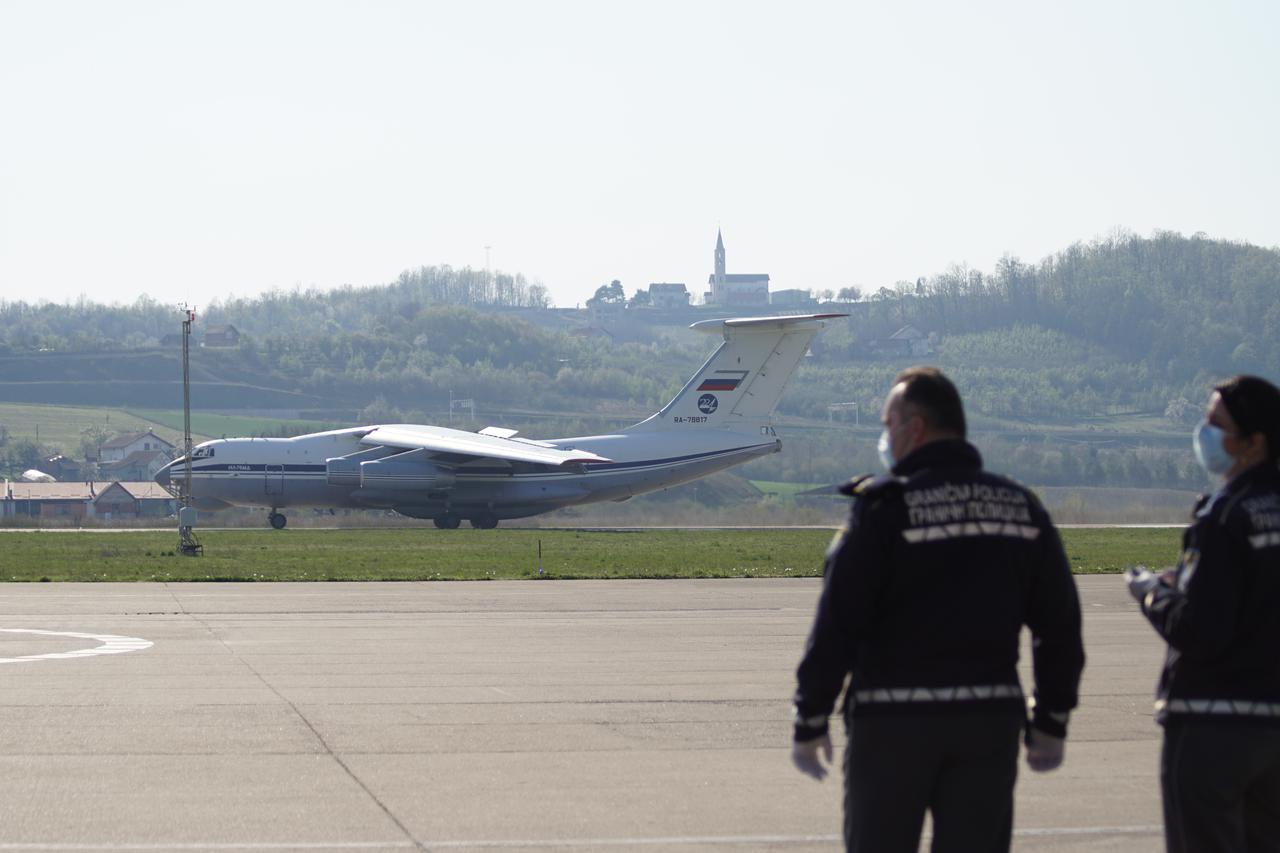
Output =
[
  {"x1": 157, "y1": 313, "x2": 842, "y2": 528},
  {"x1": 174, "y1": 426, "x2": 780, "y2": 521}
]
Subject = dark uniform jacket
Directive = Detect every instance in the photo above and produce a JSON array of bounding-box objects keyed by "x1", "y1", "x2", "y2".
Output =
[
  {"x1": 793, "y1": 439, "x2": 1085, "y2": 741},
  {"x1": 1142, "y1": 461, "x2": 1280, "y2": 726}
]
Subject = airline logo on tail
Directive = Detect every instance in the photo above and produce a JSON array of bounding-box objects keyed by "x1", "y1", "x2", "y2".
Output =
[
  {"x1": 626, "y1": 313, "x2": 845, "y2": 434},
  {"x1": 697, "y1": 370, "x2": 749, "y2": 392}
]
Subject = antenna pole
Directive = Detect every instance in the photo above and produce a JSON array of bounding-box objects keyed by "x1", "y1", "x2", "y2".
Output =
[{"x1": 178, "y1": 305, "x2": 202, "y2": 556}]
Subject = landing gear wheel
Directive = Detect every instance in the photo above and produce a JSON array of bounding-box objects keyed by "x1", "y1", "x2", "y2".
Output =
[
  {"x1": 269, "y1": 512, "x2": 287, "y2": 530},
  {"x1": 470, "y1": 513, "x2": 499, "y2": 530},
  {"x1": 434, "y1": 513, "x2": 461, "y2": 530}
]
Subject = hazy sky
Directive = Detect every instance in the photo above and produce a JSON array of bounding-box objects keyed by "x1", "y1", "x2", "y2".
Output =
[{"x1": 2, "y1": 1, "x2": 1277, "y2": 309}]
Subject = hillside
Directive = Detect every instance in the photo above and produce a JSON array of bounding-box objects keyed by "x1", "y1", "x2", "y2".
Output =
[{"x1": 1, "y1": 231, "x2": 1276, "y2": 497}]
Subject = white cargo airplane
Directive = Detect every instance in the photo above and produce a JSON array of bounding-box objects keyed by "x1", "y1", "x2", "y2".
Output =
[{"x1": 155, "y1": 313, "x2": 843, "y2": 529}]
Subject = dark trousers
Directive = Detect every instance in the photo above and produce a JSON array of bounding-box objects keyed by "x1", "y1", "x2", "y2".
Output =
[
  {"x1": 842, "y1": 712, "x2": 1022, "y2": 853},
  {"x1": 1162, "y1": 719, "x2": 1280, "y2": 853}
]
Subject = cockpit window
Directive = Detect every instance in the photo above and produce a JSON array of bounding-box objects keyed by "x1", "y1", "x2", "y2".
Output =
[{"x1": 192, "y1": 447, "x2": 215, "y2": 459}]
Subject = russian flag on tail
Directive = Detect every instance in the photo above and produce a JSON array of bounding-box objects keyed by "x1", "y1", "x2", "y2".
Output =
[{"x1": 697, "y1": 370, "x2": 749, "y2": 392}]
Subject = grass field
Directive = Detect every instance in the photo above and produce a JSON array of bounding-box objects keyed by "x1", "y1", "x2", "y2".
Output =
[
  {"x1": 130, "y1": 409, "x2": 344, "y2": 439},
  {"x1": 751, "y1": 480, "x2": 825, "y2": 498},
  {"x1": 0, "y1": 402, "x2": 348, "y2": 453},
  {"x1": 0, "y1": 527, "x2": 1181, "y2": 582},
  {"x1": 0, "y1": 403, "x2": 191, "y2": 451}
]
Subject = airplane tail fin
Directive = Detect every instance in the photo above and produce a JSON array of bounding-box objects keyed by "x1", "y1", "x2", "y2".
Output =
[{"x1": 627, "y1": 313, "x2": 845, "y2": 433}]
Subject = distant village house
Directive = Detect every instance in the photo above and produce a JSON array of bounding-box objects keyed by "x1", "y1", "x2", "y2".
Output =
[
  {"x1": 647, "y1": 282, "x2": 690, "y2": 309},
  {"x1": 770, "y1": 289, "x2": 817, "y2": 309},
  {"x1": 870, "y1": 324, "x2": 934, "y2": 357},
  {"x1": 1, "y1": 481, "x2": 176, "y2": 522},
  {"x1": 99, "y1": 450, "x2": 171, "y2": 483},
  {"x1": 99, "y1": 430, "x2": 175, "y2": 463},
  {"x1": 91, "y1": 482, "x2": 176, "y2": 520},
  {"x1": 202, "y1": 324, "x2": 240, "y2": 348},
  {"x1": 35, "y1": 454, "x2": 86, "y2": 482}
]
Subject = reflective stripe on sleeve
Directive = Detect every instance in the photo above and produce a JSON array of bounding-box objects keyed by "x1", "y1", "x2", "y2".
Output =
[
  {"x1": 1248, "y1": 531, "x2": 1280, "y2": 549},
  {"x1": 902, "y1": 523, "x2": 1040, "y2": 543},
  {"x1": 1160, "y1": 698, "x2": 1280, "y2": 718},
  {"x1": 851, "y1": 683, "x2": 1023, "y2": 706}
]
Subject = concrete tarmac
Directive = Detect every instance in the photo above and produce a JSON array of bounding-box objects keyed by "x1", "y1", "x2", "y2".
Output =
[{"x1": 0, "y1": 577, "x2": 1165, "y2": 852}]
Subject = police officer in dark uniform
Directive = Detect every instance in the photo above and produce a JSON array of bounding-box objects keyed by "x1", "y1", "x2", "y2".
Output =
[
  {"x1": 1127, "y1": 375, "x2": 1280, "y2": 853},
  {"x1": 791, "y1": 366, "x2": 1085, "y2": 853}
]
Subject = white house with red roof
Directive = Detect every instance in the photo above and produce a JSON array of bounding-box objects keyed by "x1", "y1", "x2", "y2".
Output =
[{"x1": 99, "y1": 430, "x2": 176, "y2": 463}]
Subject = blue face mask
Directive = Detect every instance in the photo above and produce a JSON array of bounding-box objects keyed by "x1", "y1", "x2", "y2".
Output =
[
  {"x1": 877, "y1": 429, "x2": 895, "y2": 471},
  {"x1": 1193, "y1": 422, "x2": 1234, "y2": 476}
]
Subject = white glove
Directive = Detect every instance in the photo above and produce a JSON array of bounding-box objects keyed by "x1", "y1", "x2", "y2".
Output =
[
  {"x1": 791, "y1": 733, "x2": 834, "y2": 781},
  {"x1": 1125, "y1": 566, "x2": 1159, "y2": 602},
  {"x1": 1025, "y1": 726, "x2": 1065, "y2": 772}
]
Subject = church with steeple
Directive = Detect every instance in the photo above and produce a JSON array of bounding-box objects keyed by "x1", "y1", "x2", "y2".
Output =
[{"x1": 706, "y1": 229, "x2": 770, "y2": 306}]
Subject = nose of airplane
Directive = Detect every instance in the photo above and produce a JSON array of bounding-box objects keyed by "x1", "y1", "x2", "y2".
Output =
[{"x1": 154, "y1": 460, "x2": 173, "y2": 488}]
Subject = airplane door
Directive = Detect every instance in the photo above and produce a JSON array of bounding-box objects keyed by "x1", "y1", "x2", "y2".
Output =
[{"x1": 265, "y1": 465, "x2": 284, "y2": 497}]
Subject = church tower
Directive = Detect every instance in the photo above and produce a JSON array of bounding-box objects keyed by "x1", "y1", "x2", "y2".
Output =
[{"x1": 705, "y1": 228, "x2": 771, "y2": 307}]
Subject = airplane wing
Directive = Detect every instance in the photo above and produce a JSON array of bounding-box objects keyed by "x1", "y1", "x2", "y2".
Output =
[{"x1": 359, "y1": 424, "x2": 611, "y2": 466}]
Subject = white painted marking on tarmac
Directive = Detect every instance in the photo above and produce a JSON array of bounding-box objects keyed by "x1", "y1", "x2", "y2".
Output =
[
  {"x1": 422, "y1": 836, "x2": 842, "y2": 848},
  {"x1": 421, "y1": 825, "x2": 1165, "y2": 847},
  {"x1": 1009, "y1": 824, "x2": 1164, "y2": 837},
  {"x1": 0, "y1": 629, "x2": 153, "y2": 664},
  {"x1": 0, "y1": 840, "x2": 414, "y2": 845},
  {"x1": 0, "y1": 825, "x2": 1165, "y2": 850}
]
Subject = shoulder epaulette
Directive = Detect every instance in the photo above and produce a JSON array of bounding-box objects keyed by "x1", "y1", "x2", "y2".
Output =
[{"x1": 838, "y1": 473, "x2": 903, "y2": 498}]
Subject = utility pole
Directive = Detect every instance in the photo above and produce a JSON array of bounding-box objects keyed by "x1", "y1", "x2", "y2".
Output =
[{"x1": 178, "y1": 305, "x2": 202, "y2": 556}]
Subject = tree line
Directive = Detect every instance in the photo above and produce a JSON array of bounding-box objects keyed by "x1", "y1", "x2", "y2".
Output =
[
  {"x1": 1, "y1": 231, "x2": 1278, "y2": 493},
  {"x1": 0, "y1": 265, "x2": 551, "y2": 353},
  {"x1": 833, "y1": 230, "x2": 1280, "y2": 384}
]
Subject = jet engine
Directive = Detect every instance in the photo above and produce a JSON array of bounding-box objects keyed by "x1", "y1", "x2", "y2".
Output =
[{"x1": 326, "y1": 448, "x2": 455, "y2": 491}]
